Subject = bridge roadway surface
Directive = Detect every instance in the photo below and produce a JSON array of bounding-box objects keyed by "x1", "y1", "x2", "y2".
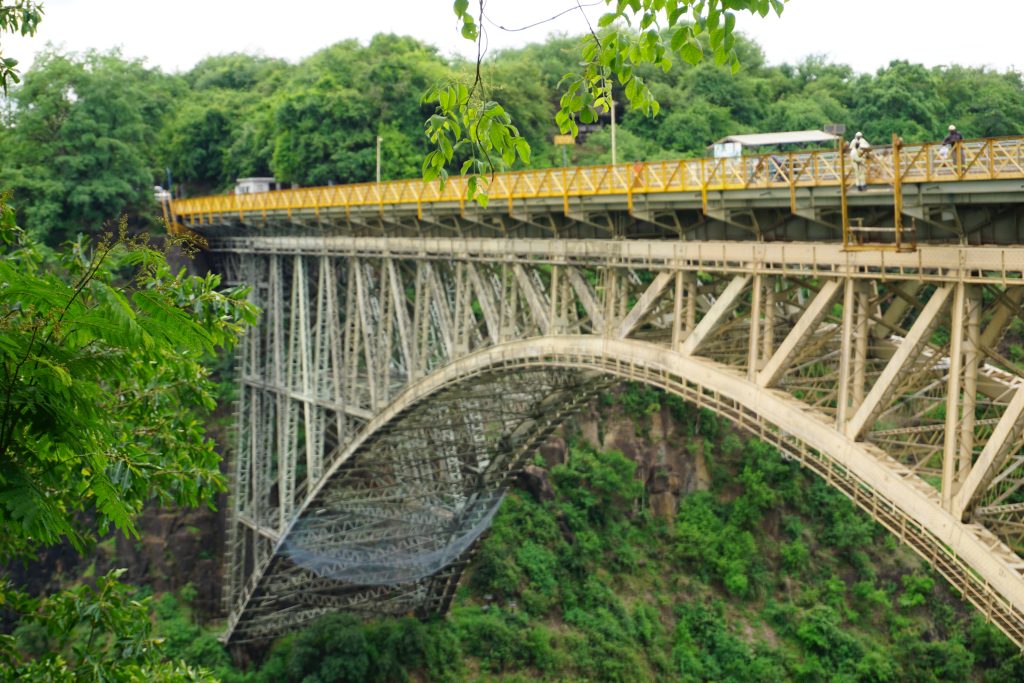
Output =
[{"x1": 172, "y1": 136, "x2": 1024, "y2": 649}]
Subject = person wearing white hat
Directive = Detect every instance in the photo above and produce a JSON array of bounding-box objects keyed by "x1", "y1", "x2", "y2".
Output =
[
  {"x1": 942, "y1": 124, "x2": 964, "y2": 170},
  {"x1": 848, "y1": 131, "x2": 871, "y2": 191},
  {"x1": 943, "y1": 124, "x2": 963, "y2": 146}
]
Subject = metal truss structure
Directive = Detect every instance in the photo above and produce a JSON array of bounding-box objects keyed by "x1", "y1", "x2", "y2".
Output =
[
  {"x1": 205, "y1": 233, "x2": 1024, "y2": 648},
  {"x1": 166, "y1": 134, "x2": 1024, "y2": 647}
]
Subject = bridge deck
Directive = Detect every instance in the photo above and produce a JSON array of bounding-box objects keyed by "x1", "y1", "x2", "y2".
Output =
[{"x1": 171, "y1": 135, "x2": 1024, "y2": 231}]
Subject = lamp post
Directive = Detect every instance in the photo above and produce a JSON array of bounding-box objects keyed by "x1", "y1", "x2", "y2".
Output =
[{"x1": 376, "y1": 136, "x2": 382, "y2": 184}]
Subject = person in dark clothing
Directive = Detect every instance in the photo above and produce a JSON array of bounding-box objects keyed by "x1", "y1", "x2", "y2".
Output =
[
  {"x1": 942, "y1": 124, "x2": 964, "y2": 146},
  {"x1": 942, "y1": 124, "x2": 965, "y2": 170}
]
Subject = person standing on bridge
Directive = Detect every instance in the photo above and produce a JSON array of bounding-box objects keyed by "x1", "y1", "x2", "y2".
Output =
[
  {"x1": 848, "y1": 132, "x2": 871, "y2": 191},
  {"x1": 942, "y1": 124, "x2": 965, "y2": 171},
  {"x1": 942, "y1": 124, "x2": 963, "y2": 147}
]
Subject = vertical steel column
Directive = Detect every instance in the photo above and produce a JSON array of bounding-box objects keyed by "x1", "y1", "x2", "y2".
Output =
[
  {"x1": 603, "y1": 268, "x2": 618, "y2": 335},
  {"x1": 747, "y1": 274, "x2": 762, "y2": 381},
  {"x1": 762, "y1": 277, "x2": 775, "y2": 361},
  {"x1": 549, "y1": 266, "x2": 560, "y2": 334},
  {"x1": 378, "y1": 260, "x2": 395, "y2": 405},
  {"x1": 958, "y1": 286, "x2": 982, "y2": 483},
  {"x1": 343, "y1": 259, "x2": 362, "y2": 403},
  {"x1": 412, "y1": 262, "x2": 428, "y2": 376},
  {"x1": 354, "y1": 263, "x2": 378, "y2": 408},
  {"x1": 671, "y1": 271, "x2": 684, "y2": 350},
  {"x1": 836, "y1": 277, "x2": 856, "y2": 426},
  {"x1": 453, "y1": 262, "x2": 467, "y2": 354},
  {"x1": 852, "y1": 283, "x2": 870, "y2": 410},
  {"x1": 685, "y1": 272, "x2": 697, "y2": 336},
  {"x1": 325, "y1": 257, "x2": 346, "y2": 449},
  {"x1": 942, "y1": 281, "x2": 966, "y2": 510},
  {"x1": 294, "y1": 255, "x2": 315, "y2": 497},
  {"x1": 270, "y1": 255, "x2": 290, "y2": 531},
  {"x1": 497, "y1": 264, "x2": 512, "y2": 343}
]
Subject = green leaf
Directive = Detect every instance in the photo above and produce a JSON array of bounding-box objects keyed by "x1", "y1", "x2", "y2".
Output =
[
  {"x1": 670, "y1": 27, "x2": 687, "y2": 52},
  {"x1": 709, "y1": 26, "x2": 723, "y2": 50},
  {"x1": 453, "y1": 0, "x2": 469, "y2": 17},
  {"x1": 598, "y1": 12, "x2": 618, "y2": 27},
  {"x1": 439, "y1": 134, "x2": 454, "y2": 162},
  {"x1": 680, "y1": 36, "x2": 703, "y2": 65},
  {"x1": 515, "y1": 138, "x2": 532, "y2": 165}
]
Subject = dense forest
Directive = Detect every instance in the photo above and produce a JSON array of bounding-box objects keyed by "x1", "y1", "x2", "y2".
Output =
[
  {"x1": 2, "y1": 31, "x2": 1024, "y2": 242},
  {"x1": 4, "y1": 21, "x2": 1024, "y2": 682}
]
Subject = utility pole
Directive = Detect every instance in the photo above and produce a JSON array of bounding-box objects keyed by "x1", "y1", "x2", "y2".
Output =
[{"x1": 376, "y1": 135, "x2": 382, "y2": 184}]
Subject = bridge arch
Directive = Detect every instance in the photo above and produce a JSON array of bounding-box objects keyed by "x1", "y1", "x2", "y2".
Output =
[{"x1": 227, "y1": 335, "x2": 1024, "y2": 647}]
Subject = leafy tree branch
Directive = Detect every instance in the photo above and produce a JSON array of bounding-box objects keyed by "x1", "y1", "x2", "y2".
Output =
[
  {"x1": 0, "y1": 0, "x2": 43, "y2": 93},
  {"x1": 0, "y1": 195, "x2": 257, "y2": 558},
  {"x1": 427, "y1": 0, "x2": 785, "y2": 202}
]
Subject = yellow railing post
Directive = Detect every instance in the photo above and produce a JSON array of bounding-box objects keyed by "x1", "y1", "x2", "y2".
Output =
[
  {"x1": 839, "y1": 136, "x2": 850, "y2": 248},
  {"x1": 699, "y1": 158, "x2": 708, "y2": 215},
  {"x1": 892, "y1": 133, "x2": 904, "y2": 251}
]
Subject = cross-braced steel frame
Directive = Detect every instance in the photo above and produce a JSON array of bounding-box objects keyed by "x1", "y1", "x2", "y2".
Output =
[{"x1": 210, "y1": 235, "x2": 1024, "y2": 648}]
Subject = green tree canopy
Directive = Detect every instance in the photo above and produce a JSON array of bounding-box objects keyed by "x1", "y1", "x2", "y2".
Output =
[{"x1": 3, "y1": 49, "x2": 177, "y2": 243}]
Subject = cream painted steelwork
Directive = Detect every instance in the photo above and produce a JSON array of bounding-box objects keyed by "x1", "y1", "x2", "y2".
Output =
[{"x1": 212, "y1": 234, "x2": 1024, "y2": 648}]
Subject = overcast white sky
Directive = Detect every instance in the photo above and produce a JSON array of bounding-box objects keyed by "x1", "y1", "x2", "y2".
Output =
[{"x1": 5, "y1": 0, "x2": 1023, "y2": 76}]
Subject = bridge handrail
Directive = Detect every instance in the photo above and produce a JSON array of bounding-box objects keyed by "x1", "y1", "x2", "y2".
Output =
[{"x1": 170, "y1": 135, "x2": 1024, "y2": 222}]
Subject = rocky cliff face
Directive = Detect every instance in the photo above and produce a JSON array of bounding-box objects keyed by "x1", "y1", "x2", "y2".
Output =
[
  {"x1": 542, "y1": 393, "x2": 712, "y2": 521},
  {"x1": 115, "y1": 499, "x2": 226, "y2": 618}
]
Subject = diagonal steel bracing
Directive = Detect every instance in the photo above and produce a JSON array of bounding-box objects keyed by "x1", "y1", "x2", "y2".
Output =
[{"x1": 214, "y1": 235, "x2": 1024, "y2": 649}]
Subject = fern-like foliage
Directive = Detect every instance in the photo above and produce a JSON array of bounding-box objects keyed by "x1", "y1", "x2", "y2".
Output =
[
  {"x1": 0, "y1": 194, "x2": 256, "y2": 679},
  {"x1": 0, "y1": 196, "x2": 257, "y2": 559}
]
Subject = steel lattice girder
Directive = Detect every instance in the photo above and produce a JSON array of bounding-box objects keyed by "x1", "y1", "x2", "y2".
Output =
[{"x1": 217, "y1": 237, "x2": 1024, "y2": 649}]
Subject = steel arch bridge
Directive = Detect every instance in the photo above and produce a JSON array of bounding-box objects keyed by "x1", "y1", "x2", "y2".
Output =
[{"x1": 170, "y1": 138, "x2": 1024, "y2": 648}]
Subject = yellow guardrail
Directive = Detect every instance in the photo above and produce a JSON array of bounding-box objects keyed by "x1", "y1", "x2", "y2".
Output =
[{"x1": 170, "y1": 136, "x2": 1024, "y2": 227}]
